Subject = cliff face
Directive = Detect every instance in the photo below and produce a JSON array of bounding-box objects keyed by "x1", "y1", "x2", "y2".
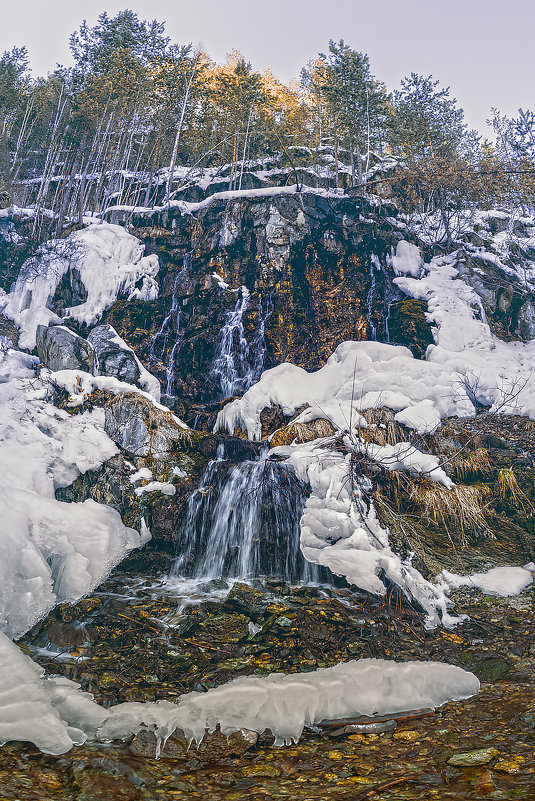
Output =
[{"x1": 104, "y1": 192, "x2": 433, "y2": 426}]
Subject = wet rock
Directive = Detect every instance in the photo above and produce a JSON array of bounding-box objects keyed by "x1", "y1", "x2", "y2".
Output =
[
  {"x1": 195, "y1": 613, "x2": 249, "y2": 644},
  {"x1": 36, "y1": 324, "x2": 95, "y2": 372},
  {"x1": 223, "y1": 583, "x2": 268, "y2": 620},
  {"x1": 104, "y1": 392, "x2": 193, "y2": 457},
  {"x1": 130, "y1": 726, "x2": 257, "y2": 760},
  {"x1": 0, "y1": 313, "x2": 19, "y2": 347},
  {"x1": 448, "y1": 747, "x2": 500, "y2": 766},
  {"x1": 88, "y1": 323, "x2": 140, "y2": 384}
]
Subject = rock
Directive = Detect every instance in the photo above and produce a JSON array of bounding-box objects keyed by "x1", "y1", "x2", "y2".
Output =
[
  {"x1": 223, "y1": 583, "x2": 268, "y2": 619},
  {"x1": 493, "y1": 755, "x2": 524, "y2": 773},
  {"x1": 0, "y1": 313, "x2": 19, "y2": 348},
  {"x1": 104, "y1": 393, "x2": 192, "y2": 457},
  {"x1": 36, "y1": 324, "x2": 95, "y2": 372},
  {"x1": 130, "y1": 726, "x2": 257, "y2": 760},
  {"x1": 448, "y1": 748, "x2": 500, "y2": 767},
  {"x1": 392, "y1": 730, "x2": 420, "y2": 741},
  {"x1": 195, "y1": 613, "x2": 249, "y2": 644},
  {"x1": 88, "y1": 323, "x2": 140, "y2": 384}
]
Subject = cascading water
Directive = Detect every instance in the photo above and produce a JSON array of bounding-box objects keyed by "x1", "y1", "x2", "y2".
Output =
[
  {"x1": 171, "y1": 451, "x2": 316, "y2": 584},
  {"x1": 366, "y1": 254, "x2": 402, "y2": 345},
  {"x1": 210, "y1": 289, "x2": 273, "y2": 400},
  {"x1": 149, "y1": 253, "x2": 192, "y2": 399}
]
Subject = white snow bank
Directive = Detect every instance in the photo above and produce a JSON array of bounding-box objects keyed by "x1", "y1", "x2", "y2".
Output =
[
  {"x1": 438, "y1": 566, "x2": 533, "y2": 597},
  {"x1": 271, "y1": 440, "x2": 458, "y2": 628},
  {"x1": 395, "y1": 252, "x2": 535, "y2": 418},
  {"x1": 0, "y1": 646, "x2": 479, "y2": 753},
  {"x1": 215, "y1": 339, "x2": 473, "y2": 441},
  {"x1": 0, "y1": 348, "x2": 147, "y2": 638},
  {"x1": 2, "y1": 222, "x2": 159, "y2": 349}
]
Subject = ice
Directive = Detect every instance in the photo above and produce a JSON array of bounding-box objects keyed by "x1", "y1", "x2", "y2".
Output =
[
  {"x1": 2, "y1": 222, "x2": 159, "y2": 349},
  {"x1": 390, "y1": 240, "x2": 423, "y2": 277},
  {"x1": 438, "y1": 566, "x2": 533, "y2": 597},
  {"x1": 0, "y1": 347, "x2": 146, "y2": 639},
  {"x1": 0, "y1": 641, "x2": 479, "y2": 753},
  {"x1": 134, "y1": 481, "x2": 176, "y2": 496},
  {"x1": 272, "y1": 439, "x2": 458, "y2": 628}
]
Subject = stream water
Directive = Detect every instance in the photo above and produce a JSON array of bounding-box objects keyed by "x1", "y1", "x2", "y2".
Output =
[{"x1": 170, "y1": 449, "x2": 316, "y2": 587}]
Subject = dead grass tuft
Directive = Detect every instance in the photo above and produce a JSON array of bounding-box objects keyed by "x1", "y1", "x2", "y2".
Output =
[
  {"x1": 450, "y1": 448, "x2": 492, "y2": 481},
  {"x1": 270, "y1": 418, "x2": 336, "y2": 448}
]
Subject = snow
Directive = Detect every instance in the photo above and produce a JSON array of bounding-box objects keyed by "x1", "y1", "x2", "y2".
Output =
[
  {"x1": 390, "y1": 240, "x2": 423, "y2": 277},
  {"x1": 46, "y1": 368, "x2": 186, "y2": 425},
  {"x1": 0, "y1": 347, "x2": 147, "y2": 639},
  {"x1": 271, "y1": 439, "x2": 458, "y2": 628},
  {"x1": 394, "y1": 399, "x2": 442, "y2": 435},
  {"x1": 214, "y1": 339, "x2": 473, "y2": 442},
  {"x1": 2, "y1": 222, "x2": 159, "y2": 350},
  {"x1": 395, "y1": 252, "x2": 535, "y2": 418},
  {"x1": 0, "y1": 646, "x2": 479, "y2": 754},
  {"x1": 438, "y1": 566, "x2": 533, "y2": 597},
  {"x1": 107, "y1": 328, "x2": 161, "y2": 401},
  {"x1": 134, "y1": 481, "x2": 176, "y2": 497}
]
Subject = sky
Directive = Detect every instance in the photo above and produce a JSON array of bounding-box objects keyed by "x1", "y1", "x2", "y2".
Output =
[{"x1": 1, "y1": 0, "x2": 534, "y2": 137}]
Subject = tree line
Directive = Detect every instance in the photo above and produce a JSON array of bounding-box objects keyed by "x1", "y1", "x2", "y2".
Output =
[{"x1": 0, "y1": 9, "x2": 533, "y2": 236}]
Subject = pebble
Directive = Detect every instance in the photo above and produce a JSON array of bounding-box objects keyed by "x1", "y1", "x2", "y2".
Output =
[{"x1": 448, "y1": 747, "x2": 500, "y2": 766}]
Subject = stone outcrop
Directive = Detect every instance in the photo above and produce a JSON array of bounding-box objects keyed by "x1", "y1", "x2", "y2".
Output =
[
  {"x1": 104, "y1": 393, "x2": 191, "y2": 457},
  {"x1": 87, "y1": 324, "x2": 140, "y2": 384},
  {"x1": 36, "y1": 324, "x2": 95, "y2": 372}
]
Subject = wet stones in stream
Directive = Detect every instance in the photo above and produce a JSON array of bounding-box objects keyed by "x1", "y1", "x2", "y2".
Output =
[{"x1": 11, "y1": 578, "x2": 535, "y2": 799}]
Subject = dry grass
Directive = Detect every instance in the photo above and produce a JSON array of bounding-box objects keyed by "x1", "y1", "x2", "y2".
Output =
[
  {"x1": 270, "y1": 418, "x2": 336, "y2": 448},
  {"x1": 496, "y1": 467, "x2": 532, "y2": 514},
  {"x1": 450, "y1": 447, "x2": 492, "y2": 481},
  {"x1": 377, "y1": 469, "x2": 493, "y2": 547},
  {"x1": 359, "y1": 407, "x2": 407, "y2": 447}
]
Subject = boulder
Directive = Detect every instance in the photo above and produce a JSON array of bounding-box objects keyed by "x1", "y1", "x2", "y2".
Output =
[
  {"x1": 36, "y1": 324, "x2": 95, "y2": 373},
  {"x1": 88, "y1": 324, "x2": 140, "y2": 385},
  {"x1": 104, "y1": 393, "x2": 190, "y2": 457}
]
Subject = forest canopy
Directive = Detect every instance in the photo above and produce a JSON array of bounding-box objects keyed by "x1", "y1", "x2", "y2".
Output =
[{"x1": 0, "y1": 9, "x2": 533, "y2": 228}]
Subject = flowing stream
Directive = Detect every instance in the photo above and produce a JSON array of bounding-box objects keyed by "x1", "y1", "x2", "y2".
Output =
[
  {"x1": 149, "y1": 254, "x2": 192, "y2": 399},
  {"x1": 170, "y1": 450, "x2": 316, "y2": 585}
]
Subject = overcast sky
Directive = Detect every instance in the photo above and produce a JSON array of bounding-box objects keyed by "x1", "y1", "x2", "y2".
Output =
[{"x1": 2, "y1": 0, "x2": 534, "y2": 137}]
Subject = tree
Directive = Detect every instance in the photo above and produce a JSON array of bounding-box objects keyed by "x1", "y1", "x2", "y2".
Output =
[{"x1": 303, "y1": 41, "x2": 389, "y2": 185}]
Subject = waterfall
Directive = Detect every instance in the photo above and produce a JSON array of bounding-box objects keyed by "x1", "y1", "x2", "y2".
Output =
[
  {"x1": 171, "y1": 454, "x2": 316, "y2": 584},
  {"x1": 149, "y1": 253, "x2": 191, "y2": 399},
  {"x1": 210, "y1": 289, "x2": 273, "y2": 400},
  {"x1": 366, "y1": 256, "x2": 378, "y2": 341},
  {"x1": 366, "y1": 254, "x2": 401, "y2": 345}
]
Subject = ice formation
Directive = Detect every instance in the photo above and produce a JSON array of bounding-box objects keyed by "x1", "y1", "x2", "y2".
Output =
[
  {"x1": 2, "y1": 222, "x2": 159, "y2": 349},
  {"x1": 0, "y1": 644, "x2": 479, "y2": 754},
  {"x1": 0, "y1": 347, "x2": 146, "y2": 639},
  {"x1": 271, "y1": 440, "x2": 458, "y2": 628},
  {"x1": 214, "y1": 241, "x2": 535, "y2": 622},
  {"x1": 437, "y1": 566, "x2": 534, "y2": 597}
]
